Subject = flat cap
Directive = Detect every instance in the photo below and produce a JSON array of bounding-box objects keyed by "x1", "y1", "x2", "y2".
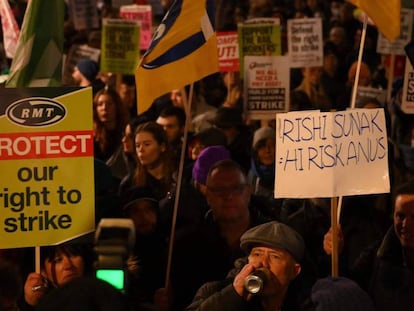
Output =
[{"x1": 240, "y1": 221, "x2": 305, "y2": 262}]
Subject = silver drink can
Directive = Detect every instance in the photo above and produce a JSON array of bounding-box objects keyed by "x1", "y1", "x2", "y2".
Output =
[{"x1": 244, "y1": 269, "x2": 268, "y2": 294}]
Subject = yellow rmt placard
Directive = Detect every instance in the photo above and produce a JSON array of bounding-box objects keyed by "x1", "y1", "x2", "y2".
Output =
[{"x1": 0, "y1": 87, "x2": 95, "y2": 248}]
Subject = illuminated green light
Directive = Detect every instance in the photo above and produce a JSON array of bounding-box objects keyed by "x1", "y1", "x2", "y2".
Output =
[{"x1": 96, "y1": 269, "x2": 125, "y2": 290}]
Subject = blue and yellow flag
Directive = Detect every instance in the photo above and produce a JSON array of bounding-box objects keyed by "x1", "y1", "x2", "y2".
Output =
[
  {"x1": 347, "y1": 0, "x2": 401, "y2": 41},
  {"x1": 135, "y1": 0, "x2": 219, "y2": 114},
  {"x1": 6, "y1": 0, "x2": 64, "y2": 87}
]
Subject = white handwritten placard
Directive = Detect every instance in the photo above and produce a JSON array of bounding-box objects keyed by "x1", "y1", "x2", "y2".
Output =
[{"x1": 275, "y1": 109, "x2": 390, "y2": 198}]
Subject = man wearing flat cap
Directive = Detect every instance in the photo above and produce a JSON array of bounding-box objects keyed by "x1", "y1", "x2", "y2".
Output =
[{"x1": 186, "y1": 221, "x2": 306, "y2": 311}]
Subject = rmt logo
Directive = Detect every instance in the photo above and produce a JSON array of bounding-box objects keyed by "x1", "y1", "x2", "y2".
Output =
[{"x1": 6, "y1": 97, "x2": 66, "y2": 127}]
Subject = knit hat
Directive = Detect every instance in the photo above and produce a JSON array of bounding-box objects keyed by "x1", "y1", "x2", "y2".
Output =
[
  {"x1": 76, "y1": 59, "x2": 99, "y2": 82},
  {"x1": 311, "y1": 277, "x2": 375, "y2": 311},
  {"x1": 252, "y1": 126, "x2": 275, "y2": 149},
  {"x1": 240, "y1": 221, "x2": 304, "y2": 262},
  {"x1": 192, "y1": 145, "x2": 231, "y2": 185}
]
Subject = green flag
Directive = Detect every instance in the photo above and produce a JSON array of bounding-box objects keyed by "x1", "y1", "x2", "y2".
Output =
[{"x1": 6, "y1": 0, "x2": 64, "y2": 87}]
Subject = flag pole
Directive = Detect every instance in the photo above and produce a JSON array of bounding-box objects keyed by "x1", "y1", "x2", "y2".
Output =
[
  {"x1": 350, "y1": 14, "x2": 368, "y2": 110},
  {"x1": 331, "y1": 196, "x2": 339, "y2": 277},
  {"x1": 331, "y1": 14, "x2": 368, "y2": 277},
  {"x1": 386, "y1": 54, "x2": 395, "y2": 103},
  {"x1": 336, "y1": 14, "x2": 368, "y2": 224},
  {"x1": 35, "y1": 246, "x2": 40, "y2": 273},
  {"x1": 164, "y1": 84, "x2": 193, "y2": 287}
]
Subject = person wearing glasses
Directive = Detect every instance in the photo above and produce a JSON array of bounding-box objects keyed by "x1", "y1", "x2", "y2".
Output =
[{"x1": 169, "y1": 159, "x2": 271, "y2": 311}]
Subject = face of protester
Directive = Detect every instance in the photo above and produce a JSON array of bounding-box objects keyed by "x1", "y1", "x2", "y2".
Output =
[
  {"x1": 170, "y1": 89, "x2": 184, "y2": 108},
  {"x1": 71, "y1": 66, "x2": 86, "y2": 85},
  {"x1": 43, "y1": 248, "x2": 85, "y2": 287},
  {"x1": 122, "y1": 124, "x2": 135, "y2": 155},
  {"x1": 127, "y1": 200, "x2": 158, "y2": 235},
  {"x1": 118, "y1": 83, "x2": 136, "y2": 110},
  {"x1": 206, "y1": 167, "x2": 251, "y2": 222},
  {"x1": 135, "y1": 131, "x2": 166, "y2": 167},
  {"x1": 302, "y1": 67, "x2": 323, "y2": 87},
  {"x1": 348, "y1": 62, "x2": 371, "y2": 86},
  {"x1": 394, "y1": 194, "x2": 414, "y2": 250},
  {"x1": 248, "y1": 246, "x2": 301, "y2": 297},
  {"x1": 223, "y1": 71, "x2": 240, "y2": 88},
  {"x1": 96, "y1": 94, "x2": 117, "y2": 129},
  {"x1": 329, "y1": 26, "x2": 346, "y2": 46},
  {"x1": 256, "y1": 138, "x2": 275, "y2": 166},
  {"x1": 323, "y1": 53, "x2": 338, "y2": 74},
  {"x1": 156, "y1": 115, "x2": 183, "y2": 144},
  {"x1": 190, "y1": 140, "x2": 204, "y2": 161}
]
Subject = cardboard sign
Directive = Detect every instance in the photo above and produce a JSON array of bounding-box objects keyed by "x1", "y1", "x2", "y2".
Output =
[
  {"x1": 101, "y1": 18, "x2": 140, "y2": 74},
  {"x1": 244, "y1": 55, "x2": 289, "y2": 119},
  {"x1": 287, "y1": 18, "x2": 323, "y2": 68},
  {"x1": 275, "y1": 109, "x2": 390, "y2": 198},
  {"x1": 217, "y1": 31, "x2": 239, "y2": 72},
  {"x1": 0, "y1": 87, "x2": 95, "y2": 248}
]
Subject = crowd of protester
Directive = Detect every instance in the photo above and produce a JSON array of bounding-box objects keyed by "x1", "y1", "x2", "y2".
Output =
[{"x1": 1, "y1": 0, "x2": 414, "y2": 310}]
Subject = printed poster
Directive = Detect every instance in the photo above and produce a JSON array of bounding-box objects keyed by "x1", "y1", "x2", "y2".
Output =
[
  {"x1": 401, "y1": 57, "x2": 414, "y2": 114},
  {"x1": 287, "y1": 18, "x2": 323, "y2": 68},
  {"x1": 244, "y1": 55, "x2": 289, "y2": 119},
  {"x1": 119, "y1": 4, "x2": 152, "y2": 51},
  {"x1": 101, "y1": 18, "x2": 140, "y2": 75},
  {"x1": 217, "y1": 31, "x2": 239, "y2": 72},
  {"x1": 238, "y1": 19, "x2": 281, "y2": 77},
  {"x1": 0, "y1": 87, "x2": 95, "y2": 248}
]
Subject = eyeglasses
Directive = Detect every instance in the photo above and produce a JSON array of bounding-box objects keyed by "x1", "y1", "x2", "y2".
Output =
[{"x1": 207, "y1": 184, "x2": 248, "y2": 196}]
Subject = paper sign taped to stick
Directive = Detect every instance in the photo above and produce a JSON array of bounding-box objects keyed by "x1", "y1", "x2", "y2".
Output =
[{"x1": 275, "y1": 109, "x2": 390, "y2": 198}]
